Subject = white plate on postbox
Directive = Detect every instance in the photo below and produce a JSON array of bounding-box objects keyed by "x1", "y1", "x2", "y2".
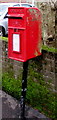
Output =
[{"x1": 13, "y1": 34, "x2": 20, "y2": 52}]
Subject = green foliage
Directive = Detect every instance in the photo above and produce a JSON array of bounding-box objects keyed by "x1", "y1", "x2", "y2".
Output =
[
  {"x1": 2, "y1": 72, "x2": 21, "y2": 99},
  {"x1": 0, "y1": 36, "x2": 8, "y2": 42},
  {"x1": 27, "y1": 81, "x2": 56, "y2": 118},
  {"x1": 27, "y1": 61, "x2": 57, "y2": 119},
  {"x1": 42, "y1": 45, "x2": 57, "y2": 53},
  {"x1": 2, "y1": 60, "x2": 57, "y2": 119}
]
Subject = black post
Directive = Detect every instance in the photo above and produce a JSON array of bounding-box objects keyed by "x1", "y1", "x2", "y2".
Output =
[{"x1": 21, "y1": 60, "x2": 29, "y2": 119}]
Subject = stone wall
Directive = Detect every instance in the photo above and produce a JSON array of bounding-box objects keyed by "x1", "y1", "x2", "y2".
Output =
[
  {"x1": 2, "y1": 40, "x2": 56, "y2": 92},
  {"x1": 42, "y1": 50, "x2": 56, "y2": 91},
  {"x1": 36, "y1": 2, "x2": 55, "y2": 46}
]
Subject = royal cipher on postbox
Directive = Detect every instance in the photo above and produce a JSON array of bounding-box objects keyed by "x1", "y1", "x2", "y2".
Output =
[{"x1": 8, "y1": 7, "x2": 42, "y2": 62}]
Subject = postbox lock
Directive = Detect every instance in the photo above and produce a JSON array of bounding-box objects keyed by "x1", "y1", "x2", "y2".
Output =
[{"x1": 14, "y1": 29, "x2": 18, "y2": 32}]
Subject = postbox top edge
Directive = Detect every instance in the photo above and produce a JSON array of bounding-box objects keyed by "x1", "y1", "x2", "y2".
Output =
[{"x1": 8, "y1": 7, "x2": 40, "y2": 11}]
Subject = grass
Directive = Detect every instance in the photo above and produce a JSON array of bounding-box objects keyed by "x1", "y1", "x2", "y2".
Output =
[
  {"x1": 0, "y1": 36, "x2": 8, "y2": 42},
  {"x1": 2, "y1": 60, "x2": 57, "y2": 119},
  {"x1": 2, "y1": 72, "x2": 21, "y2": 99},
  {"x1": 42, "y1": 45, "x2": 57, "y2": 53}
]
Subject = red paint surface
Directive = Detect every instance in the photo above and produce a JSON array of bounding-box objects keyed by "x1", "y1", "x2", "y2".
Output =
[{"x1": 8, "y1": 7, "x2": 42, "y2": 62}]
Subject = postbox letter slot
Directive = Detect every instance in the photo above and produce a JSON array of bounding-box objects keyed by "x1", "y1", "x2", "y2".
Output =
[
  {"x1": 8, "y1": 17, "x2": 23, "y2": 19},
  {"x1": 9, "y1": 17, "x2": 23, "y2": 19}
]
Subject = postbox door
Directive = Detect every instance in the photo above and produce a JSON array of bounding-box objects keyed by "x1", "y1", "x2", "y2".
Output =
[{"x1": 8, "y1": 7, "x2": 27, "y2": 62}]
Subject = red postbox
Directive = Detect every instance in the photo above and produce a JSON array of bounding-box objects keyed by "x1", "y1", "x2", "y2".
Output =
[{"x1": 8, "y1": 7, "x2": 42, "y2": 62}]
